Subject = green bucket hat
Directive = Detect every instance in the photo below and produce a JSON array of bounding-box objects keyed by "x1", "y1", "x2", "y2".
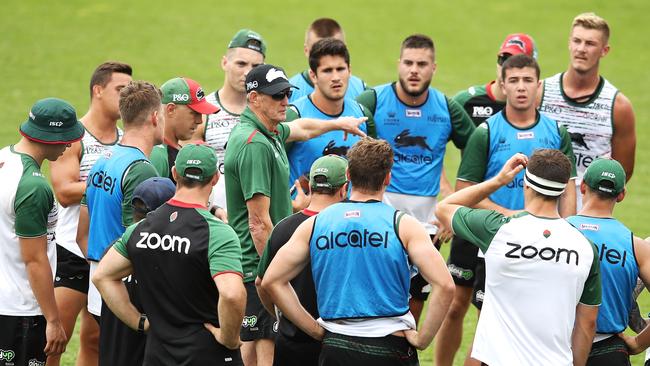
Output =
[
  {"x1": 228, "y1": 29, "x2": 267, "y2": 56},
  {"x1": 175, "y1": 143, "x2": 218, "y2": 181},
  {"x1": 583, "y1": 158, "x2": 626, "y2": 196},
  {"x1": 310, "y1": 154, "x2": 348, "y2": 189},
  {"x1": 19, "y1": 98, "x2": 84, "y2": 144}
]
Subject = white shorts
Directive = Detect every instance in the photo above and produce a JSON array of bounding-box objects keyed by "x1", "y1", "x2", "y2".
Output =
[
  {"x1": 383, "y1": 191, "x2": 438, "y2": 235},
  {"x1": 87, "y1": 261, "x2": 102, "y2": 316}
]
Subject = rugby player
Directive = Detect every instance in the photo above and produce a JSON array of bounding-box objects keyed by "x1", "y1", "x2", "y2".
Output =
[
  {"x1": 288, "y1": 18, "x2": 366, "y2": 103},
  {"x1": 567, "y1": 158, "x2": 650, "y2": 365},
  {"x1": 150, "y1": 77, "x2": 218, "y2": 182},
  {"x1": 189, "y1": 29, "x2": 266, "y2": 212},
  {"x1": 93, "y1": 144, "x2": 245, "y2": 365},
  {"x1": 286, "y1": 38, "x2": 373, "y2": 191},
  {"x1": 356, "y1": 33, "x2": 475, "y2": 322},
  {"x1": 438, "y1": 34, "x2": 536, "y2": 366},
  {"x1": 48, "y1": 61, "x2": 131, "y2": 366},
  {"x1": 0, "y1": 98, "x2": 84, "y2": 365},
  {"x1": 256, "y1": 155, "x2": 349, "y2": 366},
  {"x1": 77, "y1": 80, "x2": 162, "y2": 364},
  {"x1": 262, "y1": 138, "x2": 453, "y2": 365},
  {"x1": 225, "y1": 63, "x2": 366, "y2": 366},
  {"x1": 437, "y1": 150, "x2": 601, "y2": 366},
  {"x1": 539, "y1": 12, "x2": 636, "y2": 209}
]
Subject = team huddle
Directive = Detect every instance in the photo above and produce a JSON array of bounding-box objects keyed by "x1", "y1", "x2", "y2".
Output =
[{"x1": 0, "y1": 11, "x2": 646, "y2": 366}]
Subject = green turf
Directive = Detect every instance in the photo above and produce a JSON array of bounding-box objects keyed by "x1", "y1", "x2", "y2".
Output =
[{"x1": 2, "y1": 0, "x2": 649, "y2": 364}]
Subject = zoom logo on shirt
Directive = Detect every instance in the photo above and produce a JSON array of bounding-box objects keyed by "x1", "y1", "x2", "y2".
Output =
[
  {"x1": 135, "y1": 232, "x2": 191, "y2": 254},
  {"x1": 315, "y1": 229, "x2": 389, "y2": 250},
  {"x1": 505, "y1": 242, "x2": 579, "y2": 266}
]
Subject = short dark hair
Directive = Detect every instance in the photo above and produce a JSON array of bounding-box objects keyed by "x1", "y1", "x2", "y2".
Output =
[
  {"x1": 118, "y1": 80, "x2": 162, "y2": 125},
  {"x1": 401, "y1": 34, "x2": 435, "y2": 58},
  {"x1": 527, "y1": 149, "x2": 571, "y2": 200},
  {"x1": 501, "y1": 54, "x2": 540, "y2": 81},
  {"x1": 308, "y1": 38, "x2": 350, "y2": 73},
  {"x1": 346, "y1": 138, "x2": 393, "y2": 193},
  {"x1": 89, "y1": 61, "x2": 132, "y2": 99},
  {"x1": 308, "y1": 18, "x2": 342, "y2": 38}
]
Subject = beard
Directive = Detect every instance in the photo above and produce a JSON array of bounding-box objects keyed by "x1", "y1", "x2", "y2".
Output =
[{"x1": 398, "y1": 77, "x2": 430, "y2": 98}]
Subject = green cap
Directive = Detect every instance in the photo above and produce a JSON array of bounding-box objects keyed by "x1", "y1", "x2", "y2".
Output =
[
  {"x1": 174, "y1": 143, "x2": 218, "y2": 181},
  {"x1": 583, "y1": 158, "x2": 626, "y2": 196},
  {"x1": 19, "y1": 98, "x2": 85, "y2": 144},
  {"x1": 160, "y1": 77, "x2": 218, "y2": 114},
  {"x1": 228, "y1": 29, "x2": 267, "y2": 56},
  {"x1": 310, "y1": 155, "x2": 348, "y2": 189}
]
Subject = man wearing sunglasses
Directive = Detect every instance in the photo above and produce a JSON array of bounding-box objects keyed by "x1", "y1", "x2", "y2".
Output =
[
  {"x1": 436, "y1": 33, "x2": 537, "y2": 366},
  {"x1": 224, "y1": 63, "x2": 366, "y2": 366}
]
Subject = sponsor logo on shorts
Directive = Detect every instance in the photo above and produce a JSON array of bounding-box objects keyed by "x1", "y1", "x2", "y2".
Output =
[
  {"x1": 135, "y1": 232, "x2": 191, "y2": 254},
  {"x1": 314, "y1": 230, "x2": 389, "y2": 250},
  {"x1": 475, "y1": 290, "x2": 484, "y2": 303},
  {"x1": 505, "y1": 241, "x2": 579, "y2": 266},
  {"x1": 28, "y1": 359, "x2": 45, "y2": 366},
  {"x1": 580, "y1": 223, "x2": 599, "y2": 231},
  {"x1": 272, "y1": 320, "x2": 279, "y2": 332},
  {"x1": 242, "y1": 315, "x2": 258, "y2": 328},
  {"x1": 0, "y1": 349, "x2": 15, "y2": 362},
  {"x1": 447, "y1": 264, "x2": 473, "y2": 280}
]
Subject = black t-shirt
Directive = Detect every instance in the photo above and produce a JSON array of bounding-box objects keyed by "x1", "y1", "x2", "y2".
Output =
[{"x1": 257, "y1": 209, "x2": 318, "y2": 342}]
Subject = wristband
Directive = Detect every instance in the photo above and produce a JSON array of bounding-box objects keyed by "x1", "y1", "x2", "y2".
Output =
[{"x1": 137, "y1": 313, "x2": 147, "y2": 333}]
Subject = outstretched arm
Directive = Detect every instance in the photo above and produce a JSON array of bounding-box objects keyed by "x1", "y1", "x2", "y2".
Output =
[{"x1": 286, "y1": 116, "x2": 367, "y2": 142}]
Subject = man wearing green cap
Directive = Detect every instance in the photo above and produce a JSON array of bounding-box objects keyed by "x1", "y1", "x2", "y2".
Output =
[
  {"x1": 93, "y1": 143, "x2": 246, "y2": 365},
  {"x1": 188, "y1": 29, "x2": 266, "y2": 213},
  {"x1": 0, "y1": 97, "x2": 84, "y2": 365},
  {"x1": 256, "y1": 155, "x2": 349, "y2": 366},
  {"x1": 150, "y1": 77, "x2": 218, "y2": 182},
  {"x1": 567, "y1": 159, "x2": 650, "y2": 365},
  {"x1": 226, "y1": 63, "x2": 366, "y2": 366}
]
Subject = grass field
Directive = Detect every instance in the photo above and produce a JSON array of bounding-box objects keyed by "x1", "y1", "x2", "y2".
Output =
[{"x1": 2, "y1": 0, "x2": 649, "y2": 364}]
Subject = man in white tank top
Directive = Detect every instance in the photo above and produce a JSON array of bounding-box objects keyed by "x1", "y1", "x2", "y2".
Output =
[
  {"x1": 188, "y1": 29, "x2": 266, "y2": 214},
  {"x1": 538, "y1": 12, "x2": 635, "y2": 209},
  {"x1": 48, "y1": 61, "x2": 132, "y2": 366}
]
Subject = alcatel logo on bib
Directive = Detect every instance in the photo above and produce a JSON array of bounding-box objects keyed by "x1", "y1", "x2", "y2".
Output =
[
  {"x1": 136, "y1": 232, "x2": 191, "y2": 254},
  {"x1": 315, "y1": 229, "x2": 389, "y2": 250},
  {"x1": 172, "y1": 94, "x2": 190, "y2": 102}
]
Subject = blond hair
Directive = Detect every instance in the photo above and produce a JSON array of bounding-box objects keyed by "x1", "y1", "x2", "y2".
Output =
[{"x1": 572, "y1": 12, "x2": 610, "y2": 42}]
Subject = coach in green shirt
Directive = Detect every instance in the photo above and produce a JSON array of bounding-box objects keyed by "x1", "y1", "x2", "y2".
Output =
[{"x1": 224, "y1": 63, "x2": 366, "y2": 364}]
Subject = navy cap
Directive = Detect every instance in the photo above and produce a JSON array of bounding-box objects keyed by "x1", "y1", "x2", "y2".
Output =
[{"x1": 132, "y1": 177, "x2": 176, "y2": 213}]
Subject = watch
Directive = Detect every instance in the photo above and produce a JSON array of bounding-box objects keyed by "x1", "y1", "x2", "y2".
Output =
[{"x1": 137, "y1": 313, "x2": 147, "y2": 333}]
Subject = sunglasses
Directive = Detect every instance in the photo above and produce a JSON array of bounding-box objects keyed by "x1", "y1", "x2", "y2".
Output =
[
  {"x1": 270, "y1": 89, "x2": 292, "y2": 101},
  {"x1": 497, "y1": 53, "x2": 512, "y2": 66}
]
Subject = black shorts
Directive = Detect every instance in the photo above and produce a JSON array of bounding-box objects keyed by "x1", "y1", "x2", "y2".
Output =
[
  {"x1": 447, "y1": 236, "x2": 480, "y2": 287},
  {"x1": 0, "y1": 314, "x2": 46, "y2": 366},
  {"x1": 240, "y1": 282, "x2": 277, "y2": 342},
  {"x1": 471, "y1": 258, "x2": 485, "y2": 310},
  {"x1": 273, "y1": 332, "x2": 320, "y2": 366},
  {"x1": 409, "y1": 237, "x2": 441, "y2": 301},
  {"x1": 586, "y1": 335, "x2": 630, "y2": 366},
  {"x1": 54, "y1": 245, "x2": 90, "y2": 294},
  {"x1": 98, "y1": 276, "x2": 146, "y2": 366},
  {"x1": 145, "y1": 328, "x2": 243, "y2": 365},
  {"x1": 319, "y1": 332, "x2": 418, "y2": 366}
]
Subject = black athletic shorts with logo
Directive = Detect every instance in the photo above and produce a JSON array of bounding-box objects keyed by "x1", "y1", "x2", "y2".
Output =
[
  {"x1": 409, "y1": 237, "x2": 441, "y2": 301},
  {"x1": 471, "y1": 258, "x2": 486, "y2": 310},
  {"x1": 240, "y1": 282, "x2": 277, "y2": 342},
  {"x1": 54, "y1": 245, "x2": 90, "y2": 294},
  {"x1": 447, "y1": 236, "x2": 480, "y2": 287},
  {"x1": 0, "y1": 314, "x2": 46, "y2": 366},
  {"x1": 319, "y1": 332, "x2": 418, "y2": 366},
  {"x1": 98, "y1": 275, "x2": 146, "y2": 366},
  {"x1": 145, "y1": 326, "x2": 243, "y2": 365},
  {"x1": 586, "y1": 335, "x2": 631, "y2": 366}
]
